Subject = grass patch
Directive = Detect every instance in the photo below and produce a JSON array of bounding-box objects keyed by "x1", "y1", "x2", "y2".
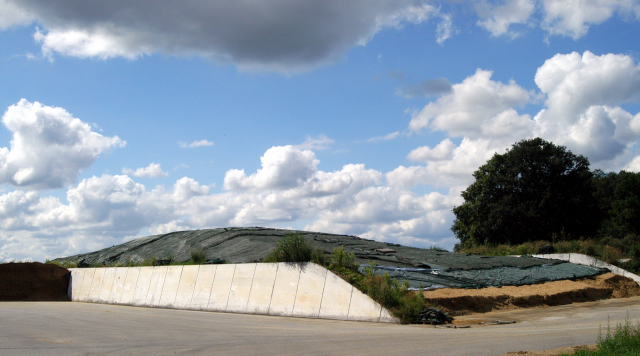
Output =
[{"x1": 561, "y1": 314, "x2": 640, "y2": 356}]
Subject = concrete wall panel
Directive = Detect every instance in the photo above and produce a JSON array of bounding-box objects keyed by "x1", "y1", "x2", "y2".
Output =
[
  {"x1": 207, "y1": 264, "x2": 236, "y2": 311},
  {"x1": 268, "y1": 263, "x2": 301, "y2": 316},
  {"x1": 318, "y1": 271, "x2": 352, "y2": 320},
  {"x1": 145, "y1": 266, "x2": 168, "y2": 307},
  {"x1": 87, "y1": 268, "x2": 106, "y2": 302},
  {"x1": 108, "y1": 268, "x2": 129, "y2": 303},
  {"x1": 226, "y1": 263, "x2": 256, "y2": 313},
  {"x1": 132, "y1": 267, "x2": 154, "y2": 306},
  {"x1": 67, "y1": 263, "x2": 397, "y2": 323},
  {"x1": 159, "y1": 266, "x2": 183, "y2": 307},
  {"x1": 77, "y1": 268, "x2": 95, "y2": 302},
  {"x1": 246, "y1": 264, "x2": 278, "y2": 314},
  {"x1": 119, "y1": 267, "x2": 140, "y2": 305},
  {"x1": 348, "y1": 287, "x2": 382, "y2": 322},
  {"x1": 190, "y1": 265, "x2": 216, "y2": 310},
  {"x1": 68, "y1": 269, "x2": 84, "y2": 301},
  {"x1": 174, "y1": 265, "x2": 199, "y2": 309},
  {"x1": 292, "y1": 263, "x2": 326, "y2": 318},
  {"x1": 98, "y1": 268, "x2": 117, "y2": 302}
]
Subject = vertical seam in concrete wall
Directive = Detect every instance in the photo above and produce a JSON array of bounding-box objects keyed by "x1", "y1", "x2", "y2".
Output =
[
  {"x1": 156, "y1": 267, "x2": 169, "y2": 307},
  {"x1": 266, "y1": 263, "x2": 279, "y2": 313},
  {"x1": 188, "y1": 265, "x2": 204, "y2": 310},
  {"x1": 290, "y1": 264, "x2": 303, "y2": 314},
  {"x1": 346, "y1": 285, "x2": 354, "y2": 319},
  {"x1": 317, "y1": 269, "x2": 328, "y2": 317},
  {"x1": 117, "y1": 267, "x2": 131, "y2": 304},
  {"x1": 185, "y1": 265, "x2": 200, "y2": 309},
  {"x1": 243, "y1": 264, "x2": 258, "y2": 313},
  {"x1": 129, "y1": 267, "x2": 141, "y2": 305},
  {"x1": 106, "y1": 268, "x2": 116, "y2": 302},
  {"x1": 223, "y1": 264, "x2": 237, "y2": 311},
  {"x1": 204, "y1": 265, "x2": 220, "y2": 310},
  {"x1": 377, "y1": 301, "x2": 383, "y2": 322},
  {"x1": 171, "y1": 266, "x2": 184, "y2": 306},
  {"x1": 138, "y1": 267, "x2": 153, "y2": 305}
]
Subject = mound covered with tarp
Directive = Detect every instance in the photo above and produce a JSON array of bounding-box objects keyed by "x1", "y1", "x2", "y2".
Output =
[{"x1": 55, "y1": 227, "x2": 605, "y2": 288}]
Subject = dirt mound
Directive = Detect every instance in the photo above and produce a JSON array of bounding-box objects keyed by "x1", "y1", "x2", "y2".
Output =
[
  {"x1": 423, "y1": 273, "x2": 640, "y2": 316},
  {"x1": 0, "y1": 262, "x2": 70, "y2": 301}
]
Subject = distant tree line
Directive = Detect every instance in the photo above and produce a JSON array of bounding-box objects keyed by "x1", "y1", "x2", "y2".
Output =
[{"x1": 452, "y1": 138, "x2": 640, "y2": 249}]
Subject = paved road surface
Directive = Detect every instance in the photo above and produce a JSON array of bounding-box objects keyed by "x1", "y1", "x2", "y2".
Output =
[{"x1": 2, "y1": 298, "x2": 640, "y2": 355}]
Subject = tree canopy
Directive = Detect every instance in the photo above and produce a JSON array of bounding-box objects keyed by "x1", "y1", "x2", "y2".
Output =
[{"x1": 452, "y1": 138, "x2": 599, "y2": 247}]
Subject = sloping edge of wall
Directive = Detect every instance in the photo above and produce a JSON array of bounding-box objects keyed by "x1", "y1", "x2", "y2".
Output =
[
  {"x1": 67, "y1": 262, "x2": 399, "y2": 323},
  {"x1": 534, "y1": 253, "x2": 640, "y2": 286}
]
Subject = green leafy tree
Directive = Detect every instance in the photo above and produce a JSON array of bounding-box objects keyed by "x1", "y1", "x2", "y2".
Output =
[
  {"x1": 594, "y1": 170, "x2": 640, "y2": 238},
  {"x1": 452, "y1": 138, "x2": 598, "y2": 247}
]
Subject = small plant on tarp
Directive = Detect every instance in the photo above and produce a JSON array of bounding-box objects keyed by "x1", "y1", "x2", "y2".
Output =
[
  {"x1": 190, "y1": 248, "x2": 206, "y2": 264},
  {"x1": 263, "y1": 233, "x2": 313, "y2": 263}
]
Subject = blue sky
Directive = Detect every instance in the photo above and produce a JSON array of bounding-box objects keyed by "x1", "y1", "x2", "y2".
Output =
[{"x1": 1, "y1": 0, "x2": 639, "y2": 262}]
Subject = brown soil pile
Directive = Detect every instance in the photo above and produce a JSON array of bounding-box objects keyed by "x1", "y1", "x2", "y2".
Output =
[
  {"x1": 0, "y1": 262, "x2": 70, "y2": 301},
  {"x1": 423, "y1": 273, "x2": 640, "y2": 316}
]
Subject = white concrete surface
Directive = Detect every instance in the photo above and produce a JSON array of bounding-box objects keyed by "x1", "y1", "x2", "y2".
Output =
[
  {"x1": 108, "y1": 267, "x2": 129, "y2": 303},
  {"x1": 146, "y1": 266, "x2": 168, "y2": 307},
  {"x1": 87, "y1": 268, "x2": 105, "y2": 302},
  {"x1": 268, "y1": 263, "x2": 301, "y2": 316},
  {"x1": 207, "y1": 264, "x2": 235, "y2": 311},
  {"x1": 246, "y1": 263, "x2": 278, "y2": 314},
  {"x1": 318, "y1": 271, "x2": 352, "y2": 320},
  {"x1": 292, "y1": 263, "x2": 326, "y2": 318},
  {"x1": 347, "y1": 286, "x2": 382, "y2": 322},
  {"x1": 119, "y1": 267, "x2": 139, "y2": 305},
  {"x1": 98, "y1": 267, "x2": 116, "y2": 302},
  {"x1": 159, "y1": 266, "x2": 183, "y2": 307},
  {"x1": 226, "y1": 263, "x2": 256, "y2": 313},
  {"x1": 68, "y1": 262, "x2": 397, "y2": 323},
  {"x1": 190, "y1": 265, "x2": 216, "y2": 310},
  {"x1": 534, "y1": 253, "x2": 640, "y2": 285},
  {"x1": 174, "y1": 265, "x2": 199, "y2": 309},
  {"x1": 132, "y1": 267, "x2": 153, "y2": 306}
]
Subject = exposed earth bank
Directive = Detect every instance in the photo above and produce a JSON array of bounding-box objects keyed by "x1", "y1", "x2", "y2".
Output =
[
  {"x1": 0, "y1": 262, "x2": 70, "y2": 301},
  {"x1": 425, "y1": 273, "x2": 640, "y2": 316}
]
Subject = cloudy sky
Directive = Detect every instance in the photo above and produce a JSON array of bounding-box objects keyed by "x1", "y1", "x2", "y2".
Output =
[{"x1": 1, "y1": 0, "x2": 639, "y2": 262}]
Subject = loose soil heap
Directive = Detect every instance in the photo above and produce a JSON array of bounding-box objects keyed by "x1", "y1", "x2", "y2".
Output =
[
  {"x1": 0, "y1": 262, "x2": 70, "y2": 301},
  {"x1": 424, "y1": 273, "x2": 640, "y2": 316}
]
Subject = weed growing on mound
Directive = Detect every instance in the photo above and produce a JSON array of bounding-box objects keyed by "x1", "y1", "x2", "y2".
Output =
[
  {"x1": 190, "y1": 248, "x2": 206, "y2": 264},
  {"x1": 263, "y1": 233, "x2": 313, "y2": 263},
  {"x1": 562, "y1": 314, "x2": 640, "y2": 356}
]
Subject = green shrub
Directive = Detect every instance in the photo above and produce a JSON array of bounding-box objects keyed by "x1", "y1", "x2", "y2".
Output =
[
  {"x1": 190, "y1": 248, "x2": 206, "y2": 264},
  {"x1": 330, "y1": 246, "x2": 356, "y2": 269},
  {"x1": 263, "y1": 233, "x2": 313, "y2": 263},
  {"x1": 359, "y1": 264, "x2": 425, "y2": 324},
  {"x1": 311, "y1": 248, "x2": 327, "y2": 266},
  {"x1": 515, "y1": 244, "x2": 529, "y2": 255}
]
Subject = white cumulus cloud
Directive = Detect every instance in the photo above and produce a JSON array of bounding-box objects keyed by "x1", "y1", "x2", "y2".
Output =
[
  {"x1": 122, "y1": 163, "x2": 168, "y2": 178},
  {"x1": 541, "y1": 0, "x2": 640, "y2": 39},
  {"x1": 0, "y1": 99, "x2": 125, "y2": 190},
  {"x1": 476, "y1": 0, "x2": 536, "y2": 37}
]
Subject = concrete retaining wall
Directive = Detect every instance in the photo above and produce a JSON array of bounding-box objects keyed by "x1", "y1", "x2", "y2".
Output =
[
  {"x1": 534, "y1": 253, "x2": 640, "y2": 285},
  {"x1": 67, "y1": 262, "x2": 398, "y2": 323}
]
